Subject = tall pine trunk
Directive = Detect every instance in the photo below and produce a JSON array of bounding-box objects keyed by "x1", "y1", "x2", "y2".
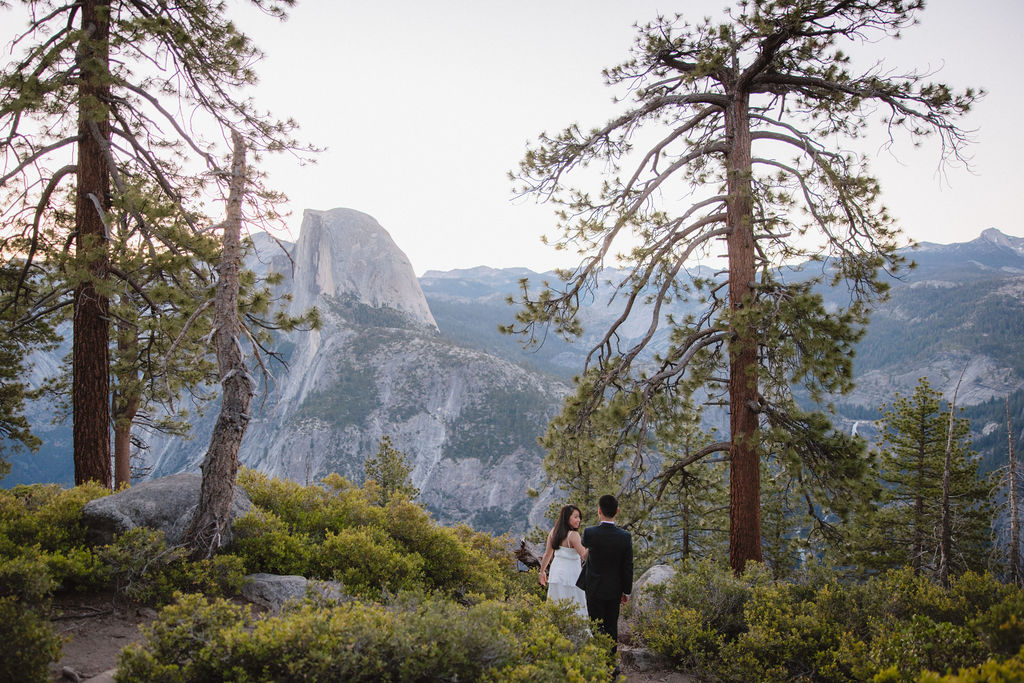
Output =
[
  {"x1": 725, "y1": 93, "x2": 762, "y2": 574},
  {"x1": 182, "y1": 131, "x2": 252, "y2": 559},
  {"x1": 72, "y1": 0, "x2": 111, "y2": 487}
]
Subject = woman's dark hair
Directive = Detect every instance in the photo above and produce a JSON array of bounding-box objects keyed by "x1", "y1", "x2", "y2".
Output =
[{"x1": 551, "y1": 504, "x2": 581, "y2": 550}]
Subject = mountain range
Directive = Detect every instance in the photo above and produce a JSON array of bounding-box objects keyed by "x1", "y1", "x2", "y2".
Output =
[{"x1": 5, "y1": 211, "x2": 1024, "y2": 534}]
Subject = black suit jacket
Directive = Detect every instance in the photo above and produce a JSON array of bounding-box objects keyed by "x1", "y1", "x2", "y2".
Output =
[{"x1": 575, "y1": 522, "x2": 633, "y2": 600}]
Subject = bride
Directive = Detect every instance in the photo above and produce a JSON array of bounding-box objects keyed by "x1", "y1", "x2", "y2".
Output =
[{"x1": 538, "y1": 504, "x2": 588, "y2": 616}]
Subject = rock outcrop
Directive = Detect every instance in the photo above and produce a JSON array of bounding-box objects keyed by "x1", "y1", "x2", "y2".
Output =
[
  {"x1": 241, "y1": 573, "x2": 347, "y2": 613},
  {"x1": 81, "y1": 473, "x2": 251, "y2": 545}
]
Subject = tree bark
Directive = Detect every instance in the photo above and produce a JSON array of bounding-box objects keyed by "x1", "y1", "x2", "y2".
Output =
[
  {"x1": 1009, "y1": 398, "x2": 1021, "y2": 587},
  {"x1": 725, "y1": 92, "x2": 762, "y2": 574},
  {"x1": 112, "y1": 317, "x2": 138, "y2": 488},
  {"x1": 72, "y1": 0, "x2": 111, "y2": 488},
  {"x1": 182, "y1": 131, "x2": 252, "y2": 559},
  {"x1": 112, "y1": 393, "x2": 138, "y2": 489},
  {"x1": 112, "y1": 419, "x2": 133, "y2": 488}
]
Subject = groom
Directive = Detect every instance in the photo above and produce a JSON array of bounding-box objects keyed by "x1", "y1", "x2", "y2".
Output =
[{"x1": 576, "y1": 494, "x2": 633, "y2": 650}]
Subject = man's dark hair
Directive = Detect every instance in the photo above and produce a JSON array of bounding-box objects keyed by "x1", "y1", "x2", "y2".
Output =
[{"x1": 599, "y1": 494, "x2": 618, "y2": 518}]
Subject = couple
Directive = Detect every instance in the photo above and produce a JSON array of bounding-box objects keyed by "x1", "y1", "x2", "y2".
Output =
[{"x1": 539, "y1": 494, "x2": 633, "y2": 646}]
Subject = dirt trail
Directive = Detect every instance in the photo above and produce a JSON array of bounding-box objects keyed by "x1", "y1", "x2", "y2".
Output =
[{"x1": 47, "y1": 594, "x2": 149, "y2": 682}]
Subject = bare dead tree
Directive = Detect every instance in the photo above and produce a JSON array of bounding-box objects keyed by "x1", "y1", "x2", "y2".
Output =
[
  {"x1": 939, "y1": 366, "x2": 967, "y2": 588},
  {"x1": 181, "y1": 131, "x2": 253, "y2": 559},
  {"x1": 1009, "y1": 398, "x2": 1021, "y2": 587}
]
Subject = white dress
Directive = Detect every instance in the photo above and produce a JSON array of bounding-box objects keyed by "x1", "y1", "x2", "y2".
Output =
[{"x1": 546, "y1": 546, "x2": 588, "y2": 616}]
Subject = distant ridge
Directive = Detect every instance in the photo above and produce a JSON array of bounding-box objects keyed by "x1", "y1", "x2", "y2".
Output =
[{"x1": 5, "y1": 225, "x2": 1023, "y2": 532}]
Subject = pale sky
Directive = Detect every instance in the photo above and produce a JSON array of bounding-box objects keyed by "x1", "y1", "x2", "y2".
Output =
[
  {"x1": 232, "y1": 0, "x2": 1023, "y2": 275},
  {"x1": 8, "y1": 1, "x2": 1023, "y2": 275}
]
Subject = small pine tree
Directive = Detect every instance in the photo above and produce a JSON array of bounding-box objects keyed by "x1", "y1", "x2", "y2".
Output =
[
  {"x1": 364, "y1": 436, "x2": 419, "y2": 505},
  {"x1": 842, "y1": 378, "x2": 992, "y2": 577}
]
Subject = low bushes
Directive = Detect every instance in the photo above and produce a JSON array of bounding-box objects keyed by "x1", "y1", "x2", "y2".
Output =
[
  {"x1": 634, "y1": 561, "x2": 1024, "y2": 682},
  {"x1": 916, "y1": 646, "x2": 1024, "y2": 682},
  {"x1": 1, "y1": 473, "x2": 547, "y2": 679},
  {"x1": 116, "y1": 592, "x2": 614, "y2": 682},
  {"x1": 19, "y1": 472, "x2": 1021, "y2": 682},
  {"x1": 0, "y1": 483, "x2": 112, "y2": 681},
  {"x1": 0, "y1": 596, "x2": 63, "y2": 683},
  {"x1": 231, "y1": 469, "x2": 524, "y2": 600}
]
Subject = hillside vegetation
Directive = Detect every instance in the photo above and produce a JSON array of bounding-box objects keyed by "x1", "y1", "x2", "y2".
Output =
[{"x1": 1, "y1": 474, "x2": 1022, "y2": 681}]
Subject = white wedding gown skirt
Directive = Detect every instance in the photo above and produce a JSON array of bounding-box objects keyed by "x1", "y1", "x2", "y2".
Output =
[{"x1": 547, "y1": 546, "x2": 587, "y2": 616}]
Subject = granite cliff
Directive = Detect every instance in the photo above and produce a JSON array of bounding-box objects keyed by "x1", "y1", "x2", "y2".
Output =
[{"x1": 141, "y1": 208, "x2": 564, "y2": 533}]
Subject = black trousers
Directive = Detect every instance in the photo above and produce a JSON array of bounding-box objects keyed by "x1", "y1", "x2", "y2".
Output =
[{"x1": 585, "y1": 594, "x2": 621, "y2": 650}]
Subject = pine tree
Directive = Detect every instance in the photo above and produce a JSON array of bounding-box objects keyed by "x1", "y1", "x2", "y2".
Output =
[
  {"x1": 649, "y1": 455, "x2": 730, "y2": 565},
  {"x1": 103, "y1": 178, "x2": 310, "y2": 488},
  {"x1": 106, "y1": 183, "x2": 220, "y2": 487},
  {"x1": 507, "y1": 0, "x2": 979, "y2": 572},
  {"x1": 842, "y1": 378, "x2": 991, "y2": 578},
  {"x1": 0, "y1": 0, "x2": 312, "y2": 486},
  {"x1": 364, "y1": 435, "x2": 420, "y2": 506}
]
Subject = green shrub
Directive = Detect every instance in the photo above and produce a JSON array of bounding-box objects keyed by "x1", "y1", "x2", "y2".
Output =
[
  {"x1": 317, "y1": 526, "x2": 425, "y2": 594},
  {"x1": 154, "y1": 554, "x2": 249, "y2": 602},
  {"x1": 452, "y1": 522, "x2": 539, "y2": 600},
  {"x1": 968, "y1": 588, "x2": 1024, "y2": 657},
  {"x1": 237, "y1": 469, "x2": 385, "y2": 536},
  {"x1": 722, "y1": 581, "x2": 870, "y2": 683},
  {"x1": 0, "y1": 545, "x2": 106, "y2": 601},
  {"x1": 863, "y1": 568, "x2": 968, "y2": 626},
  {"x1": 94, "y1": 528, "x2": 247, "y2": 604},
  {"x1": 117, "y1": 592, "x2": 613, "y2": 682},
  {"x1": 115, "y1": 592, "x2": 250, "y2": 682},
  {"x1": 0, "y1": 483, "x2": 112, "y2": 603},
  {"x1": 634, "y1": 559, "x2": 773, "y2": 678},
  {"x1": 635, "y1": 558, "x2": 766, "y2": 649},
  {"x1": 232, "y1": 471, "x2": 521, "y2": 600},
  {"x1": 0, "y1": 483, "x2": 109, "y2": 553},
  {"x1": 634, "y1": 562, "x2": 1024, "y2": 682},
  {"x1": 870, "y1": 614, "x2": 988, "y2": 682},
  {"x1": 96, "y1": 527, "x2": 186, "y2": 602},
  {"x1": 383, "y1": 496, "x2": 509, "y2": 598},
  {"x1": 917, "y1": 646, "x2": 1024, "y2": 682},
  {"x1": 0, "y1": 596, "x2": 63, "y2": 683},
  {"x1": 230, "y1": 507, "x2": 315, "y2": 576},
  {"x1": 0, "y1": 550, "x2": 58, "y2": 601},
  {"x1": 641, "y1": 605, "x2": 724, "y2": 674},
  {"x1": 42, "y1": 546, "x2": 108, "y2": 592},
  {"x1": 947, "y1": 571, "x2": 1016, "y2": 618}
]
